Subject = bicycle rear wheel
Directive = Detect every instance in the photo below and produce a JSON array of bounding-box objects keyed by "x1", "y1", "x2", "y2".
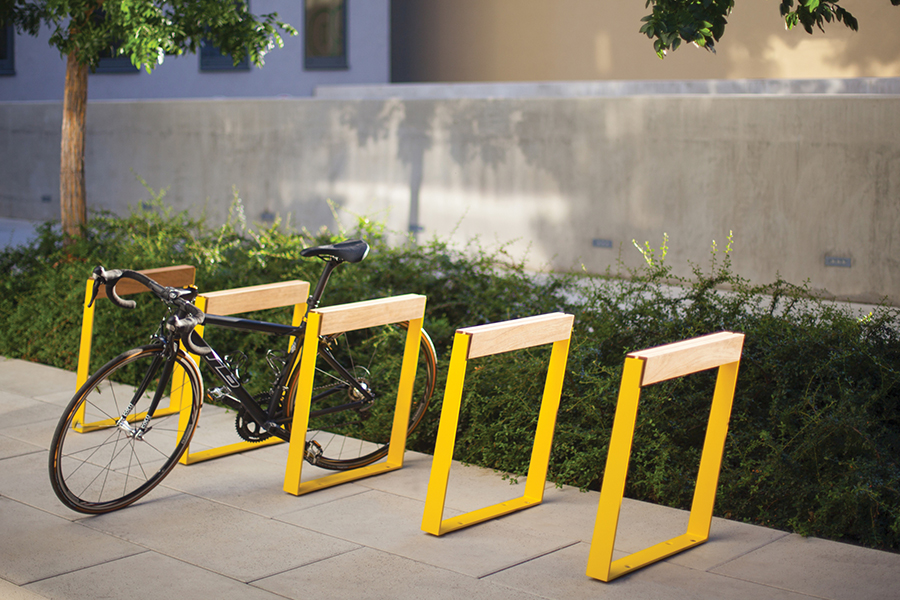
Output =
[
  {"x1": 287, "y1": 323, "x2": 437, "y2": 470},
  {"x1": 49, "y1": 345, "x2": 202, "y2": 514}
]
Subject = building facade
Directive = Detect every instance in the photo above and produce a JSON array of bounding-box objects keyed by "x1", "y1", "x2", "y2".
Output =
[
  {"x1": 390, "y1": 0, "x2": 900, "y2": 83},
  {"x1": 0, "y1": 1, "x2": 389, "y2": 101}
]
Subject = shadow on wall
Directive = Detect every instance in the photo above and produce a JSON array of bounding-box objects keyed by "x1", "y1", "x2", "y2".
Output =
[{"x1": 390, "y1": 0, "x2": 900, "y2": 83}]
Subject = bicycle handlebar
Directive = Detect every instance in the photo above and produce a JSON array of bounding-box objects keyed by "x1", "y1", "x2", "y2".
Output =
[{"x1": 90, "y1": 266, "x2": 210, "y2": 356}]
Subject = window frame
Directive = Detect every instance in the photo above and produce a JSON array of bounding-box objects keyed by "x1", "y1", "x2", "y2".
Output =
[
  {"x1": 0, "y1": 22, "x2": 14, "y2": 76},
  {"x1": 199, "y1": 38, "x2": 251, "y2": 72},
  {"x1": 93, "y1": 54, "x2": 139, "y2": 74},
  {"x1": 304, "y1": 0, "x2": 348, "y2": 70}
]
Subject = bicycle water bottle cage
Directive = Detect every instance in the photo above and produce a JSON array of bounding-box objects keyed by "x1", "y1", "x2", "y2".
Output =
[{"x1": 300, "y1": 240, "x2": 369, "y2": 263}]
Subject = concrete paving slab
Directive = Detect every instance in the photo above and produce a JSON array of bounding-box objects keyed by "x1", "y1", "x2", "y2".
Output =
[
  {"x1": 532, "y1": 492, "x2": 792, "y2": 571},
  {"x1": 0, "y1": 392, "x2": 61, "y2": 431},
  {"x1": 355, "y1": 448, "x2": 554, "y2": 512},
  {"x1": 3, "y1": 357, "x2": 900, "y2": 600},
  {"x1": 710, "y1": 533, "x2": 900, "y2": 600},
  {"x1": 0, "y1": 358, "x2": 76, "y2": 399},
  {"x1": 79, "y1": 491, "x2": 361, "y2": 582},
  {"x1": 33, "y1": 389, "x2": 78, "y2": 407},
  {"x1": 666, "y1": 515, "x2": 791, "y2": 572},
  {"x1": 0, "y1": 449, "x2": 185, "y2": 520},
  {"x1": 0, "y1": 417, "x2": 60, "y2": 451},
  {"x1": 0, "y1": 451, "x2": 83, "y2": 519},
  {"x1": 254, "y1": 545, "x2": 546, "y2": 600},
  {"x1": 364, "y1": 453, "x2": 793, "y2": 573},
  {"x1": 229, "y1": 438, "x2": 292, "y2": 467},
  {"x1": 0, "y1": 432, "x2": 43, "y2": 460},
  {"x1": 277, "y1": 488, "x2": 576, "y2": 578},
  {"x1": 0, "y1": 497, "x2": 146, "y2": 586},
  {"x1": 188, "y1": 403, "x2": 247, "y2": 449},
  {"x1": 349, "y1": 448, "x2": 433, "y2": 499},
  {"x1": 159, "y1": 450, "x2": 369, "y2": 517},
  {"x1": 485, "y1": 541, "x2": 814, "y2": 600},
  {"x1": 0, "y1": 577, "x2": 50, "y2": 600},
  {"x1": 0, "y1": 218, "x2": 40, "y2": 250},
  {"x1": 25, "y1": 551, "x2": 289, "y2": 600}
]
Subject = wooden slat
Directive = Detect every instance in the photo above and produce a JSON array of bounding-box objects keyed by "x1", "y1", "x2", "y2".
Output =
[
  {"x1": 202, "y1": 281, "x2": 310, "y2": 316},
  {"x1": 459, "y1": 313, "x2": 574, "y2": 359},
  {"x1": 629, "y1": 332, "x2": 745, "y2": 386},
  {"x1": 315, "y1": 294, "x2": 427, "y2": 335},
  {"x1": 95, "y1": 265, "x2": 195, "y2": 298}
]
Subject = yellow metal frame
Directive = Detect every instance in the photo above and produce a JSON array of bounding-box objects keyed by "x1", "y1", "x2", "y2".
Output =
[
  {"x1": 586, "y1": 332, "x2": 745, "y2": 582},
  {"x1": 283, "y1": 294, "x2": 428, "y2": 496},
  {"x1": 73, "y1": 266, "x2": 196, "y2": 432},
  {"x1": 421, "y1": 313, "x2": 574, "y2": 536},
  {"x1": 179, "y1": 281, "x2": 310, "y2": 465}
]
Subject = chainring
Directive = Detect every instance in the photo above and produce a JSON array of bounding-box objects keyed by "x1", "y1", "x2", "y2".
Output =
[{"x1": 235, "y1": 394, "x2": 275, "y2": 442}]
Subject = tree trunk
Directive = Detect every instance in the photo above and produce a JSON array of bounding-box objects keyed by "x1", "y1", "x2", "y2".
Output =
[{"x1": 60, "y1": 52, "x2": 88, "y2": 240}]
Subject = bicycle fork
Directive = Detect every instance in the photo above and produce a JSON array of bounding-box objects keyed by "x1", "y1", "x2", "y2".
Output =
[{"x1": 116, "y1": 350, "x2": 176, "y2": 440}]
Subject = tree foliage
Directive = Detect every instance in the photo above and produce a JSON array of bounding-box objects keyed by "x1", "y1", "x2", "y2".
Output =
[
  {"x1": 0, "y1": 0, "x2": 295, "y2": 71},
  {"x1": 641, "y1": 0, "x2": 900, "y2": 58},
  {"x1": 0, "y1": 0, "x2": 295, "y2": 240}
]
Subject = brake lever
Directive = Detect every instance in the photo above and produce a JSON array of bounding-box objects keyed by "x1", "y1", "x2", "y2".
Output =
[
  {"x1": 166, "y1": 310, "x2": 211, "y2": 357},
  {"x1": 88, "y1": 277, "x2": 102, "y2": 308}
]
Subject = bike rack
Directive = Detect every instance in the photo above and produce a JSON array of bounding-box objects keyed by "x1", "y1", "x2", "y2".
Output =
[
  {"x1": 421, "y1": 313, "x2": 574, "y2": 536},
  {"x1": 178, "y1": 280, "x2": 310, "y2": 465},
  {"x1": 283, "y1": 294, "x2": 428, "y2": 496},
  {"x1": 586, "y1": 331, "x2": 744, "y2": 582},
  {"x1": 73, "y1": 265, "x2": 196, "y2": 432}
]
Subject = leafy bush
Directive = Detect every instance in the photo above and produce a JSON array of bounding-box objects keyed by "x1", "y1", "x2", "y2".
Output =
[{"x1": 2, "y1": 201, "x2": 899, "y2": 551}]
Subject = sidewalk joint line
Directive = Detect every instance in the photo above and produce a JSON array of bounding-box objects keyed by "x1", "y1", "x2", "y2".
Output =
[{"x1": 477, "y1": 540, "x2": 581, "y2": 579}]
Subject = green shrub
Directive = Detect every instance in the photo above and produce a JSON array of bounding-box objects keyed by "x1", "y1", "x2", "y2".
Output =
[{"x1": 2, "y1": 202, "x2": 899, "y2": 551}]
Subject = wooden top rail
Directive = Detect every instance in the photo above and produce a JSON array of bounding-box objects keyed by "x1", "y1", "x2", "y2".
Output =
[
  {"x1": 458, "y1": 313, "x2": 575, "y2": 359},
  {"x1": 95, "y1": 265, "x2": 196, "y2": 299},
  {"x1": 314, "y1": 294, "x2": 427, "y2": 335},
  {"x1": 629, "y1": 331, "x2": 745, "y2": 386},
  {"x1": 201, "y1": 281, "x2": 310, "y2": 316}
]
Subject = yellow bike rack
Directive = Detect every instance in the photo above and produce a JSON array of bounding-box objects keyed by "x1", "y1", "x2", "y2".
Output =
[
  {"x1": 586, "y1": 331, "x2": 745, "y2": 582},
  {"x1": 283, "y1": 294, "x2": 428, "y2": 496},
  {"x1": 421, "y1": 313, "x2": 574, "y2": 536},
  {"x1": 73, "y1": 265, "x2": 196, "y2": 432},
  {"x1": 178, "y1": 280, "x2": 310, "y2": 465}
]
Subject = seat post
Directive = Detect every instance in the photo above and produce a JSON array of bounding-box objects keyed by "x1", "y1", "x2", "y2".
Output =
[{"x1": 308, "y1": 259, "x2": 342, "y2": 311}]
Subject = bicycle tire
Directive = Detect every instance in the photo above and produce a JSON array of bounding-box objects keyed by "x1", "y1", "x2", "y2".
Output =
[
  {"x1": 286, "y1": 323, "x2": 437, "y2": 470},
  {"x1": 49, "y1": 345, "x2": 202, "y2": 514}
]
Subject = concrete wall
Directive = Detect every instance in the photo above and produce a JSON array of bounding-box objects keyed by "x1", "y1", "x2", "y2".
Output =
[
  {"x1": 2, "y1": 91, "x2": 899, "y2": 304},
  {"x1": 0, "y1": 1, "x2": 389, "y2": 101},
  {"x1": 391, "y1": 0, "x2": 900, "y2": 83}
]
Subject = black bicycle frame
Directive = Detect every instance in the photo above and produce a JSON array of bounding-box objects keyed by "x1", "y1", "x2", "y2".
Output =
[{"x1": 191, "y1": 309, "x2": 377, "y2": 442}]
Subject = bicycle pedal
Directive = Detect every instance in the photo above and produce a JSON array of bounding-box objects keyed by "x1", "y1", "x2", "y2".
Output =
[{"x1": 304, "y1": 440, "x2": 323, "y2": 464}]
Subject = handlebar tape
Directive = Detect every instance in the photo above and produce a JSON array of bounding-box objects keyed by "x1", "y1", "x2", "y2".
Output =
[
  {"x1": 91, "y1": 265, "x2": 209, "y2": 356},
  {"x1": 92, "y1": 266, "x2": 163, "y2": 310}
]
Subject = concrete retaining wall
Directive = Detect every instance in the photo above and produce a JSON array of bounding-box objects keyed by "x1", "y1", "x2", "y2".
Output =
[{"x1": 2, "y1": 92, "x2": 899, "y2": 304}]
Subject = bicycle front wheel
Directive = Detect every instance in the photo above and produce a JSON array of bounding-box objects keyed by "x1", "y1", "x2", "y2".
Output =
[
  {"x1": 287, "y1": 323, "x2": 437, "y2": 470},
  {"x1": 49, "y1": 345, "x2": 202, "y2": 514}
]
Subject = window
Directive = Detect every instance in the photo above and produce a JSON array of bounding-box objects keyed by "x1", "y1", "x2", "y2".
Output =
[
  {"x1": 200, "y1": 38, "x2": 250, "y2": 71},
  {"x1": 94, "y1": 51, "x2": 139, "y2": 74},
  {"x1": 92, "y1": 10, "x2": 138, "y2": 73},
  {"x1": 0, "y1": 22, "x2": 14, "y2": 76},
  {"x1": 305, "y1": 0, "x2": 347, "y2": 70}
]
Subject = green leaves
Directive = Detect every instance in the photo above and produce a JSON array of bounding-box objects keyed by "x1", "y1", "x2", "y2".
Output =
[
  {"x1": 780, "y1": 0, "x2": 858, "y2": 34},
  {"x1": 2, "y1": 0, "x2": 296, "y2": 70},
  {"x1": 3, "y1": 205, "x2": 900, "y2": 550},
  {"x1": 640, "y1": 0, "x2": 734, "y2": 58},
  {"x1": 640, "y1": 0, "x2": 884, "y2": 58}
]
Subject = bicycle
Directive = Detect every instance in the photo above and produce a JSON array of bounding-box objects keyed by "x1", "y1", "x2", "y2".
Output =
[{"x1": 48, "y1": 239, "x2": 437, "y2": 514}]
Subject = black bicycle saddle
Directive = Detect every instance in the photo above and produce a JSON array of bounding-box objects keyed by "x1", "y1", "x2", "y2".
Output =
[{"x1": 300, "y1": 239, "x2": 370, "y2": 263}]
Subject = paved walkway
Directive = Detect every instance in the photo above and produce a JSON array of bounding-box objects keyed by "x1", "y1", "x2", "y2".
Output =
[
  {"x1": 1, "y1": 356, "x2": 899, "y2": 599},
  {"x1": 0, "y1": 217, "x2": 41, "y2": 250}
]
